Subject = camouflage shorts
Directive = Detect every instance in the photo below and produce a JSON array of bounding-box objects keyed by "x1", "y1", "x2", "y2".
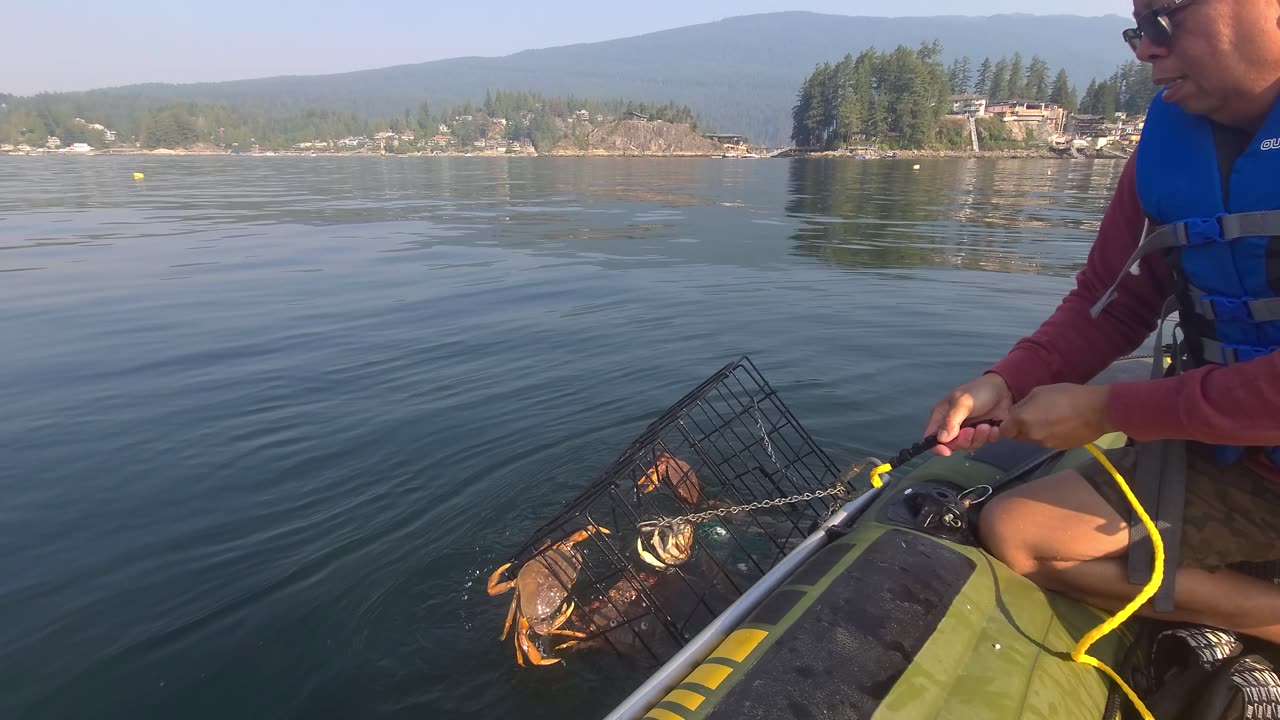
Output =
[{"x1": 1079, "y1": 444, "x2": 1280, "y2": 570}]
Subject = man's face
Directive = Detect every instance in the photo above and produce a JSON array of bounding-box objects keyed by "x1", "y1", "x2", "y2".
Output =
[{"x1": 1132, "y1": 0, "x2": 1280, "y2": 125}]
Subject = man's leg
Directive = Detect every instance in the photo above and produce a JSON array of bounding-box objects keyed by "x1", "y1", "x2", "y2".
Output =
[{"x1": 978, "y1": 469, "x2": 1280, "y2": 643}]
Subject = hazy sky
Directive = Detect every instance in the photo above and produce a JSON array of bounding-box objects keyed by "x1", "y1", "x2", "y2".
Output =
[{"x1": 6, "y1": 0, "x2": 1128, "y2": 95}]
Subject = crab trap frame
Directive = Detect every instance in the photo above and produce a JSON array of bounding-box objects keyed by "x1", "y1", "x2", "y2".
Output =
[{"x1": 487, "y1": 356, "x2": 853, "y2": 669}]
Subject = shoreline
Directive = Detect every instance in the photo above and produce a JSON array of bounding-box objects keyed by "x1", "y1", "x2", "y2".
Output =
[{"x1": 3, "y1": 147, "x2": 1129, "y2": 160}]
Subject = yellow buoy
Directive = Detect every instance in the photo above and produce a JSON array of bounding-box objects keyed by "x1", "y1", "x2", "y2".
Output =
[{"x1": 132, "y1": 172, "x2": 145, "y2": 180}]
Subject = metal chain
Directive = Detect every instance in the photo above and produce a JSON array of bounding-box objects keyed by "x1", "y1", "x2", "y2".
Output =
[
  {"x1": 644, "y1": 483, "x2": 850, "y2": 528},
  {"x1": 752, "y1": 397, "x2": 800, "y2": 487},
  {"x1": 642, "y1": 397, "x2": 847, "y2": 528}
]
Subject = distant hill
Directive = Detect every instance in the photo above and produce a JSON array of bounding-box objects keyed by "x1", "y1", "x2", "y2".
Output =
[{"x1": 24, "y1": 12, "x2": 1136, "y2": 146}]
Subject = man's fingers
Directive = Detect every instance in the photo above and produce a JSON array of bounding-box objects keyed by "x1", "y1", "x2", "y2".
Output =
[
  {"x1": 923, "y1": 404, "x2": 948, "y2": 438},
  {"x1": 935, "y1": 394, "x2": 974, "y2": 444},
  {"x1": 970, "y1": 424, "x2": 994, "y2": 447},
  {"x1": 1000, "y1": 413, "x2": 1022, "y2": 441}
]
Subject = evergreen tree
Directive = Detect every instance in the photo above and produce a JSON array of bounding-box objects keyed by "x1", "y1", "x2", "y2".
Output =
[
  {"x1": 947, "y1": 56, "x2": 973, "y2": 95},
  {"x1": 804, "y1": 63, "x2": 835, "y2": 148},
  {"x1": 975, "y1": 58, "x2": 994, "y2": 97},
  {"x1": 791, "y1": 70, "x2": 819, "y2": 147},
  {"x1": 1007, "y1": 52, "x2": 1025, "y2": 99},
  {"x1": 990, "y1": 58, "x2": 1011, "y2": 101},
  {"x1": 1080, "y1": 79, "x2": 1100, "y2": 114},
  {"x1": 1049, "y1": 69, "x2": 1079, "y2": 113},
  {"x1": 1025, "y1": 56, "x2": 1051, "y2": 101},
  {"x1": 1117, "y1": 60, "x2": 1157, "y2": 114},
  {"x1": 415, "y1": 101, "x2": 433, "y2": 134}
]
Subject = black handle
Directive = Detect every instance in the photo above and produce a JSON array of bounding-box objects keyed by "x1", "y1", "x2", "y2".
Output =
[{"x1": 886, "y1": 418, "x2": 1004, "y2": 468}]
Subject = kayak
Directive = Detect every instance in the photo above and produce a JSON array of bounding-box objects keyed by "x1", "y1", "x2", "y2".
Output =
[{"x1": 598, "y1": 357, "x2": 1280, "y2": 720}]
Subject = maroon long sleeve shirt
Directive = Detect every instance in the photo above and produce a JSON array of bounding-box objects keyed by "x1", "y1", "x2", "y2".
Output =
[{"x1": 986, "y1": 155, "x2": 1280, "y2": 474}]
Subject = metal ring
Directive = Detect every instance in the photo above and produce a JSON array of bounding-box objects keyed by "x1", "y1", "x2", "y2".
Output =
[{"x1": 958, "y1": 485, "x2": 994, "y2": 505}]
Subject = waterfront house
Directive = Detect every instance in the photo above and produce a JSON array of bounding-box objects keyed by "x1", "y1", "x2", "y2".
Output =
[
  {"x1": 987, "y1": 101, "x2": 1067, "y2": 134},
  {"x1": 949, "y1": 94, "x2": 988, "y2": 116},
  {"x1": 704, "y1": 133, "x2": 749, "y2": 147}
]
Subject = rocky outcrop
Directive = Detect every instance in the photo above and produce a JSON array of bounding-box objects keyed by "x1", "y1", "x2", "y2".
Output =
[{"x1": 546, "y1": 120, "x2": 724, "y2": 156}]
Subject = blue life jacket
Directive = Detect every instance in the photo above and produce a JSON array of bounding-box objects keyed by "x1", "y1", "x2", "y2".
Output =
[{"x1": 1097, "y1": 89, "x2": 1280, "y2": 465}]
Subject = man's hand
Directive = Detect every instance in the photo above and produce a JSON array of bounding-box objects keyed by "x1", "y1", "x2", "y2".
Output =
[
  {"x1": 1001, "y1": 383, "x2": 1115, "y2": 449},
  {"x1": 925, "y1": 373, "x2": 1014, "y2": 456}
]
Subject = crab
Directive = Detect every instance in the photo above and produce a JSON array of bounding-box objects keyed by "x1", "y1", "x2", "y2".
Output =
[
  {"x1": 636, "y1": 519, "x2": 697, "y2": 569},
  {"x1": 486, "y1": 524, "x2": 611, "y2": 666},
  {"x1": 637, "y1": 452, "x2": 705, "y2": 506},
  {"x1": 549, "y1": 571, "x2": 669, "y2": 657}
]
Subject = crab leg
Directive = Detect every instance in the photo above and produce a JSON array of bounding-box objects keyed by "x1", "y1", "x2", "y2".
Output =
[
  {"x1": 637, "y1": 535, "x2": 670, "y2": 570},
  {"x1": 486, "y1": 562, "x2": 516, "y2": 595},
  {"x1": 499, "y1": 592, "x2": 518, "y2": 641},
  {"x1": 560, "y1": 524, "x2": 612, "y2": 548},
  {"x1": 517, "y1": 616, "x2": 561, "y2": 666}
]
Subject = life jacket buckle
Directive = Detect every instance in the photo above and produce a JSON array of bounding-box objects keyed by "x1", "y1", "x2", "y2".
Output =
[
  {"x1": 1181, "y1": 214, "x2": 1227, "y2": 245},
  {"x1": 1207, "y1": 295, "x2": 1253, "y2": 323}
]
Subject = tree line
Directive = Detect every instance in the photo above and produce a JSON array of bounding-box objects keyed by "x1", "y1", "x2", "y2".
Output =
[
  {"x1": 793, "y1": 41, "x2": 1159, "y2": 151},
  {"x1": 0, "y1": 90, "x2": 705, "y2": 151}
]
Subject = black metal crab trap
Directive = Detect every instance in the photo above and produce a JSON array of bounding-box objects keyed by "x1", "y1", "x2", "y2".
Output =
[{"x1": 486, "y1": 356, "x2": 847, "y2": 669}]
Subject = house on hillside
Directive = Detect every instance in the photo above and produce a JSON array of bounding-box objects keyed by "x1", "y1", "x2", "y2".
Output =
[
  {"x1": 704, "y1": 133, "x2": 748, "y2": 147},
  {"x1": 1070, "y1": 114, "x2": 1111, "y2": 138},
  {"x1": 949, "y1": 94, "x2": 988, "y2": 116},
  {"x1": 625, "y1": 111, "x2": 650, "y2": 121},
  {"x1": 987, "y1": 101, "x2": 1067, "y2": 134},
  {"x1": 574, "y1": 109, "x2": 590, "y2": 121}
]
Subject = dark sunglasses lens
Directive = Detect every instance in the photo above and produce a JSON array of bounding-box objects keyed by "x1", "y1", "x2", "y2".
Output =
[
  {"x1": 1139, "y1": 12, "x2": 1174, "y2": 47},
  {"x1": 1124, "y1": 28, "x2": 1143, "y2": 51}
]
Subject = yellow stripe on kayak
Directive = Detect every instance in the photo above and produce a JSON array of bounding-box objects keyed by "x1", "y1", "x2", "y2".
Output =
[
  {"x1": 709, "y1": 628, "x2": 768, "y2": 663},
  {"x1": 662, "y1": 689, "x2": 705, "y2": 711},
  {"x1": 685, "y1": 663, "x2": 732, "y2": 690}
]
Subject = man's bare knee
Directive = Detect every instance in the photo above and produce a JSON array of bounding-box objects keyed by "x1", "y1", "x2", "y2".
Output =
[
  {"x1": 978, "y1": 492, "x2": 1040, "y2": 576},
  {"x1": 978, "y1": 469, "x2": 1125, "y2": 580}
]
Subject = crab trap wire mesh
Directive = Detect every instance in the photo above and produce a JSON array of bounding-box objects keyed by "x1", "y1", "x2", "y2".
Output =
[{"x1": 486, "y1": 356, "x2": 847, "y2": 669}]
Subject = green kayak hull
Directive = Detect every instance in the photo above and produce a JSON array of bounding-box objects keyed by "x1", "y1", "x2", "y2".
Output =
[{"x1": 640, "y1": 435, "x2": 1139, "y2": 720}]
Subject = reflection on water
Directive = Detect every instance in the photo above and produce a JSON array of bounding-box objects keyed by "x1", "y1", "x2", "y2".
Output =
[{"x1": 787, "y1": 158, "x2": 1125, "y2": 275}]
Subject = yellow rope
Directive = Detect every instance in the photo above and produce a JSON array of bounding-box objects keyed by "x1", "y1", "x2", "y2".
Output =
[
  {"x1": 1073, "y1": 442, "x2": 1164, "y2": 720},
  {"x1": 868, "y1": 463, "x2": 893, "y2": 488}
]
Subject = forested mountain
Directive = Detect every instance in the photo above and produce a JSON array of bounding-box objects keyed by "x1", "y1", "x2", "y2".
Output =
[{"x1": 5, "y1": 12, "x2": 1135, "y2": 146}]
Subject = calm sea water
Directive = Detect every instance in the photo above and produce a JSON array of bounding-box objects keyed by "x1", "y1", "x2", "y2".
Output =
[{"x1": 0, "y1": 155, "x2": 1126, "y2": 719}]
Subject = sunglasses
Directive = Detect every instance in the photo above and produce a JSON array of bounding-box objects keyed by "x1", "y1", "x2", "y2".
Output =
[{"x1": 1123, "y1": 0, "x2": 1196, "y2": 52}]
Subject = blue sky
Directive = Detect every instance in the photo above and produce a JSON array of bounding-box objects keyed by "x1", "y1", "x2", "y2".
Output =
[{"x1": 6, "y1": 0, "x2": 1127, "y2": 95}]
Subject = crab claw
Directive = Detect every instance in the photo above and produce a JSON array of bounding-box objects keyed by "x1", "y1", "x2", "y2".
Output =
[
  {"x1": 518, "y1": 616, "x2": 561, "y2": 666},
  {"x1": 487, "y1": 561, "x2": 516, "y2": 595},
  {"x1": 637, "y1": 454, "x2": 705, "y2": 506}
]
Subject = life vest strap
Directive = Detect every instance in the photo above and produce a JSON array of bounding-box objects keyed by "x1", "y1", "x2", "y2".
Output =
[
  {"x1": 1187, "y1": 286, "x2": 1280, "y2": 322},
  {"x1": 1221, "y1": 209, "x2": 1280, "y2": 240},
  {"x1": 1200, "y1": 337, "x2": 1280, "y2": 364},
  {"x1": 1090, "y1": 209, "x2": 1280, "y2": 320},
  {"x1": 1092, "y1": 220, "x2": 1192, "y2": 319}
]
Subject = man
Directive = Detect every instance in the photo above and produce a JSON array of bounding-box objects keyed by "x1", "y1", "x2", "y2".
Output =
[{"x1": 924, "y1": 0, "x2": 1280, "y2": 643}]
